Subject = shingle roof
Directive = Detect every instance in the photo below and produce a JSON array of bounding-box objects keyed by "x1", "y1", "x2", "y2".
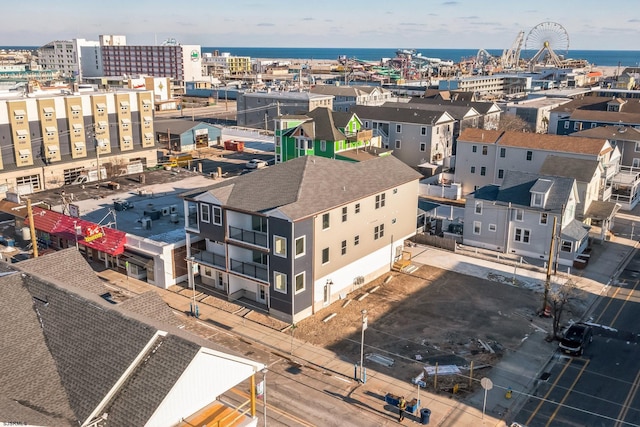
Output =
[
  {"x1": 0, "y1": 272, "x2": 77, "y2": 426},
  {"x1": 497, "y1": 131, "x2": 611, "y2": 156},
  {"x1": 17, "y1": 247, "x2": 107, "y2": 295},
  {"x1": 194, "y1": 155, "x2": 421, "y2": 220},
  {"x1": 572, "y1": 125, "x2": 640, "y2": 141},
  {"x1": 382, "y1": 101, "x2": 479, "y2": 120},
  {"x1": 117, "y1": 291, "x2": 183, "y2": 327},
  {"x1": 154, "y1": 118, "x2": 216, "y2": 135},
  {"x1": 570, "y1": 109, "x2": 640, "y2": 124},
  {"x1": 550, "y1": 96, "x2": 614, "y2": 114},
  {"x1": 539, "y1": 155, "x2": 599, "y2": 183},
  {"x1": 474, "y1": 170, "x2": 575, "y2": 212},
  {"x1": 351, "y1": 105, "x2": 453, "y2": 124},
  {"x1": 409, "y1": 97, "x2": 497, "y2": 114},
  {"x1": 305, "y1": 107, "x2": 347, "y2": 141},
  {"x1": 457, "y1": 128, "x2": 503, "y2": 144}
]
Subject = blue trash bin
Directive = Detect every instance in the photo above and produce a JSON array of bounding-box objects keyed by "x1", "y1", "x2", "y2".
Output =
[{"x1": 420, "y1": 408, "x2": 431, "y2": 425}]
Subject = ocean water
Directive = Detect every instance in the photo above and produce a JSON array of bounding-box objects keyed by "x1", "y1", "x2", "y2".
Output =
[
  {"x1": 206, "y1": 47, "x2": 640, "y2": 67},
  {"x1": 4, "y1": 45, "x2": 640, "y2": 67}
]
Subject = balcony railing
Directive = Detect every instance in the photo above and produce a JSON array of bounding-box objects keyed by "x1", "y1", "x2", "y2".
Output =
[
  {"x1": 193, "y1": 251, "x2": 226, "y2": 269},
  {"x1": 230, "y1": 259, "x2": 268, "y2": 282},
  {"x1": 228, "y1": 226, "x2": 268, "y2": 247}
]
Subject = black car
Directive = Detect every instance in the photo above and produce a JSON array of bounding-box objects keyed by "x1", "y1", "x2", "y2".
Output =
[{"x1": 559, "y1": 323, "x2": 593, "y2": 356}]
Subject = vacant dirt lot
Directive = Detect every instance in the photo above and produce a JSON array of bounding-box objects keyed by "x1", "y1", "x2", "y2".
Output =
[{"x1": 294, "y1": 265, "x2": 561, "y2": 393}]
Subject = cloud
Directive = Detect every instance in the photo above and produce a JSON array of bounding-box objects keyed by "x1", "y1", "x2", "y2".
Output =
[
  {"x1": 303, "y1": 17, "x2": 313, "y2": 21},
  {"x1": 628, "y1": 18, "x2": 640, "y2": 22},
  {"x1": 461, "y1": 16, "x2": 480, "y2": 19},
  {"x1": 257, "y1": 23, "x2": 274, "y2": 27},
  {"x1": 442, "y1": 1, "x2": 458, "y2": 5},
  {"x1": 399, "y1": 22, "x2": 422, "y2": 26}
]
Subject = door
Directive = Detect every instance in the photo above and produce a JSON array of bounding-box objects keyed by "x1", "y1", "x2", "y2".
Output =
[
  {"x1": 257, "y1": 284, "x2": 267, "y2": 304},
  {"x1": 323, "y1": 283, "x2": 330, "y2": 305},
  {"x1": 215, "y1": 272, "x2": 225, "y2": 291}
]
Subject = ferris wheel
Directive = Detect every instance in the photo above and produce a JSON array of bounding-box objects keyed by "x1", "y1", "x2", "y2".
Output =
[{"x1": 525, "y1": 22, "x2": 570, "y2": 67}]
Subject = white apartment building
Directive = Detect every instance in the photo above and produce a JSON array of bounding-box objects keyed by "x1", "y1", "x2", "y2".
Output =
[{"x1": 37, "y1": 39, "x2": 99, "y2": 80}]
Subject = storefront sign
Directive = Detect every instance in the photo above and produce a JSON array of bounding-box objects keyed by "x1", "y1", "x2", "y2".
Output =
[{"x1": 84, "y1": 225, "x2": 103, "y2": 242}]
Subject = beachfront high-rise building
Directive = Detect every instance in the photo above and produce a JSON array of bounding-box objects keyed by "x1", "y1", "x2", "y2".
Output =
[
  {"x1": 202, "y1": 52, "x2": 252, "y2": 78},
  {"x1": 37, "y1": 39, "x2": 100, "y2": 81}
]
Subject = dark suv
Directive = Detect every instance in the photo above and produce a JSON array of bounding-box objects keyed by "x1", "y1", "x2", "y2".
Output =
[{"x1": 559, "y1": 323, "x2": 593, "y2": 356}]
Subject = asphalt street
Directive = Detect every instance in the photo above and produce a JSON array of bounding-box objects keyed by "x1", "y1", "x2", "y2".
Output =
[{"x1": 515, "y1": 250, "x2": 640, "y2": 427}]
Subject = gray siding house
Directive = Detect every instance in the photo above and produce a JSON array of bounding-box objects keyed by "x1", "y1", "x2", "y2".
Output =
[
  {"x1": 182, "y1": 155, "x2": 421, "y2": 322},
  {"x1": 463, "y1": 170, "x2": 588, "y2": 266},
  {"x1": 352, "y1": 104, "x2": 455, "y2": 169}
]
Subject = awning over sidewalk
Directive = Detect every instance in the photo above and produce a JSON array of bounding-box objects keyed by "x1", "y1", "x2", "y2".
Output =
[{"x1": 27, "y1": 207, "x2": 126, "y2": 256}]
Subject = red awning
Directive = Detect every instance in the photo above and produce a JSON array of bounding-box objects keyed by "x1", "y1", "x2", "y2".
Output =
[{"x1": 27, "y1": 207, "x2": 127, "y2": 256}]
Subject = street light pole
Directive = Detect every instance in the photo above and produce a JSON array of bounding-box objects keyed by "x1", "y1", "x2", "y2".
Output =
[
  {"x1": 360, "y1": 309, "x2": 368, "y2": 383},
  {"x1": 187, "y1": 256, "x2": 198, "y2": 317},
  {"x1": 261, "y1": 368, "x2": 268, "y2": 427}
]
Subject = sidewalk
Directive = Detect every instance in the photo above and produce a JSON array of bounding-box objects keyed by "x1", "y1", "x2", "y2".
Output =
[{"x1": 97, "y1": 235, "x2": 636, "y2": 427}]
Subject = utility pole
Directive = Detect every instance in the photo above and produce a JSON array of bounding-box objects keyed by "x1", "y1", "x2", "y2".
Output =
[
  {"x1": 26, "y1": 199, "x2": 38, "y2": 258},
  {"x1": 542, "y1": 216, "x2": 557, "y2": 315},
  {"x1": 167, "y1": 128, "x2": 171, "y2": 155}
]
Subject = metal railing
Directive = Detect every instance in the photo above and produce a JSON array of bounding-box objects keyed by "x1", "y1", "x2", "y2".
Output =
[
  {"x1": 230, "y1": 258, "x2": 269, "y2": 282},
  {"x1": 228, "y1": 226, "x2": 268, "y2": 247},
  {"x1": 193, "y1": 251, "x2": 226, "y2": 269}
]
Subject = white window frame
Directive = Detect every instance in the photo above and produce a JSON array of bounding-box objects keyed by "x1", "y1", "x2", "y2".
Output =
[
  {"x1": 322, "y1": 248, "x2": 329, "y2": 264},
  {"x1": 564, "y1": 121, "x2": 570, "y2": 129},
  {"x1": 488, "y1": 224, "x2": 497, "y2": 232},
  {"x1": 514, "y1": 227, "x2": 530, "y2": 243},
  {"x1": 200, "y1": 203, "x2": 210, "y2": 223},
  {"x1": 395, "y1": 139, "x2": 401, "y2": 149},
  {"x1": 322, "y1": 213, "x2": 330, "y2": 230},
  {"x1": 396, "y1": 124, "x2": 402, "y2": 133},
  {"x1": 475, "y1": 201, "x2": 482, "y2": 214},
  {"x1": 515, "y1": 209, "x2": 524, "y2": 221},
  {"x1": 540, "y1": 212, "x2": 548, "y2": 225},
  {"x1": 560, "y1": 240, "x2": 572, "y2": 252},
  {"x1": 273, "y1": 235, "x2": 287, "y2": 257},
  {"x1": 212, "y1": 206, "x2": 222, "y2": 225},
  {"x1": 419, "y1": 142, "x2": 426, "y2": 152},
  {"x1": 532, "y1": 193, "x2": 543, "y2": 207},
  {"x1": 473, "y1": 221, "x2": 481, "y2": 235},
  {"x1": 274, "y1": 271, "x2": 287, "y2": 293}
]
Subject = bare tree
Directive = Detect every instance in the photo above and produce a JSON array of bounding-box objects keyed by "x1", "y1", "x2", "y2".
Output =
[
  {"x1": 498, "y1": 114, "x2": 533, "y2": 132},
  {"x1": 549, "y1": 280, "x2": 577, "y2": 340}
]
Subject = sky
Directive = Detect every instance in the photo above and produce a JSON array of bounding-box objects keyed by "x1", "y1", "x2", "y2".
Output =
[{"x1": 2, "y1": 0, "x2": 639, "y2": 50}]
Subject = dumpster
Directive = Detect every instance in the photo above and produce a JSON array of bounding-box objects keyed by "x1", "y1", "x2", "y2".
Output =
[
  {"x1": 420, "y1": 408, "x2": 431, "y2": 424},
  {"x1": 385, "y1": 394, "x2": 418, "y2": 414}
]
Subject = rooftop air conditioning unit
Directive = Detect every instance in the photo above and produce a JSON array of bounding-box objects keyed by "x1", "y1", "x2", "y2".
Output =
[
  {"x1": 161, "y1": 206, "x2": 170, "y2": 216},
  {"x1": 170, "y1": 204, "x2": 177, "y2": 213}
]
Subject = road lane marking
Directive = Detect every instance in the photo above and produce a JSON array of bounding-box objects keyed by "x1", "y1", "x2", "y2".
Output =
[
  {"x1": 595, "y1": 282, "x2": 625, "y2": 324},
  {"x1": 525, "y1": 358, "x2": 573, "y2": 426},
  {"x1": 609, "y1": 279, "x2": 640, "y2": 328},
  {"x1": 545, "y1": 360, "x2": 590, "y2": 427},
  {"x1": 615, "y1": 367, "x2": 640, "y2": 427}
]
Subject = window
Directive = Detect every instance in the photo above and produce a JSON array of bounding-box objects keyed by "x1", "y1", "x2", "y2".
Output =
[
  {"x1": 212, "y1": 206, "x2": 222, "y2": 225},
  {"x1": 515, "y1": 209, "x2": 524, "y2": 221},
  {"x1": 498, "y1": 169, "x2": 504, "y2": 179},
  {"x1": 472, "y1": 145, "x2": 477, "y2": 153},
  {"x1": 295, "y1": 236, "x2": 305, "y2": 257},
  {"x1": 421, "y1": 126, "x2": 426, "y2": 135},
  {"x1": 295, "y1": 272, "x2": 305, "y2": 292},
  {"x1": 342, "y1": 206, "x2": 348, "y2": 222},
  {"x1": 375, "y1": 193, "x2": 386, "y2": 209},
  {"x1": 532, "y1": 193, "x2": 543, "y2": 207},
  {"x1": 274, "y1": 236, "x2": 287, "y2": 257},
  {"x1": 482, "y1": 146, "x2": 488, "y2": 155},
  {"x1": 395, "y1": 140, "x2": 401, "y2": 149},
  {"x1": 591, "y1": 123, "x2": 597, "y2": 128},
  {"x1": 274, "y1": 272, "x2": 287, "y2": 293},
  {"x1": 540, "y1": 213, "x2": 548, "y2": 225},
  {"x1": 322, "y1": 248, "x2": 329, "y2": 264},
  {"x1": 475, "y1": 202, "x2": 482, "y2": 214},
  {"x1": 574, "y1": 122, "x2": 580, "y2": 131},
  {"x1": 420, "y1": 142, "x2": 426, "y2": 152},
  {"x1": 488, "y1": 224, "x2": 497, "y2": 232},
  {"x1": 200, "y1": 204, "x2": 210, "y2": 223},
  {"x1": 396, "y1": 124, "x2": 402, "y2": 133},
  {"x1": 374, "y1": 224, "x2": 385, "y2": 240},
  {"x1": 341, "y1": 240, "x2": 347, "y2": 255},
  {"x1": 354, "y1": 235, "x2": 360, "y2": 245},
  {"x1": 471, "y1": 166, "x2": 476, "y2": 173},
  {"x1": 320, "y1": 140, "x2": 326, "y2": 151},
  {"x1": 500, "y1": 147, "x2": 506, "y2": 157},
  {"x1": 322, "y1": 213, "x2": 330, "y2": 229},
  {"x1": 514, "y1": 228, "x2": 530, "y2": 243},
  {"x1": 564, "y1": 121, "x2": 570, "y2": 129},
  {"x1": 526, "y1": 151, "x2": 533, "y2": 161},
  {"x1": 355, "y1": 203, "x2": 360, "y2": 214},
  {"x1": 473, "y1": 221, "x2": 481, "y2": 234},
  {"x1": 480, "y1": 167, "x2": 486, "y2": 176},
  {"x1": 561, "y1": 240, "x2": 572, "y2": 252},
  {"x1": 636, "y1": 142, "x2": 640, "y2": 153}
]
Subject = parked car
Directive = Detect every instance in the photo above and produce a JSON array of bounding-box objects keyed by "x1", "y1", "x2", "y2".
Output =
[
  {"x1": 559, "y1": 323, "x2": 593, "y2": 356},
  {"x1": 246, "y1": 159, "x2": 268, "y2": 169}
]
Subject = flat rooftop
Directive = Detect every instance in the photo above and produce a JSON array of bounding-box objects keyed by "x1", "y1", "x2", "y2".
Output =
[{"x1": 29, "y1": 168, "x2": 213, "y2": 244}]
